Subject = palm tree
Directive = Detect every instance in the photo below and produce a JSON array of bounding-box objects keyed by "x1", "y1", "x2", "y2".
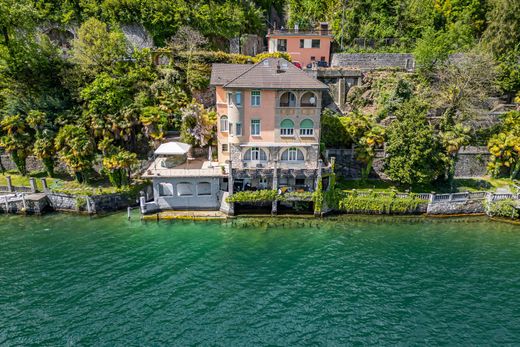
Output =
[
  {"x1": 0, "y1": 114, "x2": 31, "y2": 175},
  {"x1": 55, "y1": 125, "x2": 95, "y2": 183}
]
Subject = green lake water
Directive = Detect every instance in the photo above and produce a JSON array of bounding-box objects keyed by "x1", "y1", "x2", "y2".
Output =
[{"x1": 1, "y1": 214, "x2": 520, "y2": 345}]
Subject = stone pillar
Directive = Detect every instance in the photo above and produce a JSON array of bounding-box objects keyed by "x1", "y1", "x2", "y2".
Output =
[
  {"x1": 314, "y1": 159, "x2": 324, "y2": 217},
  {"x1": 29, "y1": 177, "x2": 36, "y2": 193},
  {"x1": 6, "y1": 176, "x2": 12, "y2": 192},
  {"x1": 41, "y1": 178, "x2": 48, "y2": 192},
  {"x1": 272, "y1": 159, "x2": 278, "y2": 216},
  {"x1": 315, "y1": 159, "x2": 323, "y2": 190},
  {"x1": 338, "y1": 78, "x2": 346, "y2": 110},
  {"x1": 227, "y1": 160, "x2": 234, "y2": 216},
  {"x1": 139, "y1": 191, "x2": 147, "y2": 214}
]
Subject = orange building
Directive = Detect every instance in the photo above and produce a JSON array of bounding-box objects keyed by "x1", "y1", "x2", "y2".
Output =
[{"x1": 267, "y1": 23, "x2": 333, "y2": 68}]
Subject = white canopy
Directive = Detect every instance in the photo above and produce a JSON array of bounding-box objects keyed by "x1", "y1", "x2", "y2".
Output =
[{"x1": 154, "y1": 141, "x2": 191, "y2": 155}]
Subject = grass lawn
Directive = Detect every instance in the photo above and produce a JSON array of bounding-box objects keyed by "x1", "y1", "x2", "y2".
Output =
[
  {"x1": 0, "y1": 170, "x2": 144, "y2": 196},
  {"x1": 336, "y1": 177, "x2": 518, "y2": 194}
]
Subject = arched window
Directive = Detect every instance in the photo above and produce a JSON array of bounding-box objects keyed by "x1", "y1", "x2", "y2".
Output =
[
  {"x1": 243, "y1": 147, "x2": 267, "y2": 161},
  {"x1": 280, "y1": 119, "x2": 294, "y2": 136},
  {"x1": 197, "y1": 182, "x2": 212, "y2": 196},
  {"x1": 220, "y1": 116, "x2": 228, "y2": 132},
  {"x1": 176, "y1": 182, "x2": 194, "y2": 196},
  {"x1": 300, "y1": 92, "x2": 317, "y2": 107},
  {"x1": 279, "y1": 92, "x2": 296, "y2": 107},
  {"x1": 158, "y1": 183, "x2": 174, "y2": 196},
  {"x1": 299, "y1": 119, "x2": 314, "y2": 136},
  {"x1": 281, "y1": 147, "x2": 304, "y2": 161}
]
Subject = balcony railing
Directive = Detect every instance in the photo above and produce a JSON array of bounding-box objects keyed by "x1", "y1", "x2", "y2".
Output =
[{"x1": 268, "y1": 29, "x2": 333, "y2": 36}]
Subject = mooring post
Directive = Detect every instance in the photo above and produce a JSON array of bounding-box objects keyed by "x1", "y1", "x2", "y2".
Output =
[
  {"x1": 6, "y1": 175, "x2": 12, "y2": 192},
  {"x1": 272, "y1": 159, "x2": 278, "y2": 216},
  {"x1": 139, "y1": 191, "x2": 146, "y2": 214},
  {"x1": 227, "y1": 160, "x2": 234, "y2": 216},
  {"x1": 22, "y1": 193, "x2": 26, "y2": 210},
  {"x1": 127, "y1": 206, "x2": 131, "y2": 220},
  {"x1": 29, "y1": 177, "x2": 37, "y2": 193},
  {"x1": 4, "y1": 195, "x2": 9, "y2": 213},
  {"x1": 41, "y1": 178, "x2": 48, "y2": 192},
  {"x1": 86, "y1": 196, "x2": 91, "y2": 214}
]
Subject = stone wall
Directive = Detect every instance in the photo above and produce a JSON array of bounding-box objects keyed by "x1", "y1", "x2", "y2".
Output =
[
  {"x1": 327, "y1": 146, "x2": 490, "y2": 179},
  {"x1": 427, "y1": 199, "x2": 486, "y2": 215},
  {"x1": 454, "y1": 146, "x2": 490, "y2": 177},
  {"x1": 331, "y1": 53, "x2": 415, "y2": 71},
  {"x1": 47, "y1": 192, "x2": 137, "y2": 213},
  {"x1": 0, "y1": 194, "x2": 49, "y2": 214}
]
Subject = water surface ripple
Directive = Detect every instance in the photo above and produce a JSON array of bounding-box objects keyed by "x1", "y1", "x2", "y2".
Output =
[{"x1": 1, "y1": 214, "x2": 520, "y2": 345}]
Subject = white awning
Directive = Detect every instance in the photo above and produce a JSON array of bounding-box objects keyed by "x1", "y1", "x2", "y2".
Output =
[{"x1": 154, "y1": 142, "x2": 192, "y2": 155}]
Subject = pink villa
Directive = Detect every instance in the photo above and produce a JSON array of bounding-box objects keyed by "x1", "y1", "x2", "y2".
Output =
[
  {"x1": 211, "y1": 57, "x2": 329, "y2": 201},
  {"x1": 267, "y1": 22, "x2": 333, "y2": 68},
  {"x1": 141, "y1": 57, "x2": 330, "y2": 216}
]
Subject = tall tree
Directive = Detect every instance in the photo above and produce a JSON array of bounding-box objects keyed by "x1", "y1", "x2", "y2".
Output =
[{"x1": 384, "y1": 100, "x2": 445, "y2": 186}]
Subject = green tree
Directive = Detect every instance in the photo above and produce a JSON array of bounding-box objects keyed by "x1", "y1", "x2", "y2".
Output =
[
  {"x1": 71, "y1": 18, "x2": 128, "y2": 78},
  {"x1": 487, "y1": 111, "x2": 520, "y2": 179},
  {"x1": 384, "y1": 100, "x2": 445, "y2": 186},
  {"x1": 55, "y1": 124, "x2": 95, "y2": 182},
  {"x1": 482, "y1": 0, "x2": 520, "y2": 57},
  {"x1": 102, "y1": 149, "x2": 138, "y2": 187},
  {"x1": 27, "y1": 110, "x2": 56, "y2": 177},
  {"x1": 0, "y1": 114, "x2": 31, "y2": 175},
  {"x1": 320, "y1": 109, "x2": 352, "y2": 148}
]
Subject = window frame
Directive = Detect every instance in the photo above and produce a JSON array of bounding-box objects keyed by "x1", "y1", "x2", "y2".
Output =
[
  {"x1": 235, "y1": 91, "x2": 242, "y2": 107},
  {"x1": 197, "y1": 182, "x2": 212, "y2": 196},
  {"x1": 311, "y1": 39, "x2": 321, "y2": 48},
  {"x1": 220, "y1": 116, "x2": 229, "y2": 132},
  {"x1": 251, "y1": 90, "x2": 261, "y2": 107},
  {"x1": 280, "y1": 119, "x2": 295, "y2": 136},
  {"x1": 244, "y1": 147, "x2": 267, "y2": 161},
  {"x1": 236, "y1": 122, "x2": 242, "y2": 136},
  {"x1": 281, "y1": 147, "x2": 304, "y2": 162},
  {"x1": 299, "y1": 119, "x2": 314, "y2": 136},
  {"x1": 176, "y1": 182, "x2": 194, "y2": 197},
  {"x1": 251, "y1": 119, "x2": 261, "y2": 136},
  {"x1": 222, "y1": 143, "x2": 229, "y2": 152}
]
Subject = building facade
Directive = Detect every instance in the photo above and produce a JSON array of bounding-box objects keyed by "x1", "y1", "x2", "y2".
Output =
[
  {"x1": 211, "y1": 57, "x2": 329, "y2": 194},
  {"x1": 267, "y1": 23, "x2": 333, "y2": 68}
]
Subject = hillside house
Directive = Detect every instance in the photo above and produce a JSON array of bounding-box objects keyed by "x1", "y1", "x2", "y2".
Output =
[{"x1": 267, "y1": 22, "x2": 333, "y2": 68}]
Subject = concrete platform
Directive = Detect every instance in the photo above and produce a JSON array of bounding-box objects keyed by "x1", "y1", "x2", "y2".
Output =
[{"x1": 142, "y1": 210, "x2": 228, "y2": 221}]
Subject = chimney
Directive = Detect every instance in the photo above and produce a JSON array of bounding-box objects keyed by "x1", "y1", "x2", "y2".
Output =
[{"x1": 294, "y1": 24, "x2": 299, "y2": 33}]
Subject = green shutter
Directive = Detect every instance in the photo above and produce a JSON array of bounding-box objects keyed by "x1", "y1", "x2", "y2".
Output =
[
  {"x1": 300, "y1": 119, "x2": 314, "y2": 128},
  {"x1": 280, "y1": 119, "x2": 294, "y2": 128}
]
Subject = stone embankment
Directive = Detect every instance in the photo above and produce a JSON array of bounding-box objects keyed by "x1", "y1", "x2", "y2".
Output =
[{"x1": 0, "y1": 177, "x2": 142, "y2": 215}]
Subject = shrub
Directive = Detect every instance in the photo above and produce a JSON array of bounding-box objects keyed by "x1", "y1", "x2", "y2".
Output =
[{"x1": 486, "y1": 199, "x2": 519, "y2": 219}]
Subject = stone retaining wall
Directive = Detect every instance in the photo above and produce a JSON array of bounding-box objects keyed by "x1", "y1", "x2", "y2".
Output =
[
  {"x1": 47, "y1": 192, "x2": 138, "y2": 213},
  {"x1": 326, "y1": 146, "x2": 491, "y2": 179},
  {"x1": 331, "y1": 53, "x2": 415, "y2": 71}
]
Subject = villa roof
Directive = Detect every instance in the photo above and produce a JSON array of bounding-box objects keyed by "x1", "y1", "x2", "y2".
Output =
[
  {"x1": 210, "y1": 64, "x2": 251, "y2": 86},
  {"x1": 211, "y1": 58, "x2": 328, "y2": 90}
]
